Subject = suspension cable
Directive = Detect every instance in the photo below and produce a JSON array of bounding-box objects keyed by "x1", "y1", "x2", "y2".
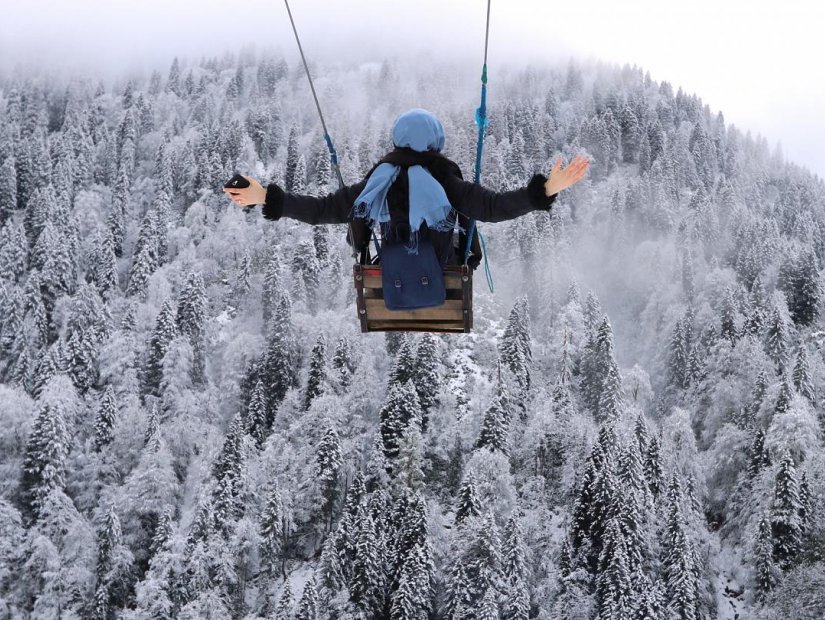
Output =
[
  {"x1": 463, "y1": 0, "x2": 494, "y2": 293},
  {"x1": 283, "y1": 0, "x2": 358, "y2": 259}
]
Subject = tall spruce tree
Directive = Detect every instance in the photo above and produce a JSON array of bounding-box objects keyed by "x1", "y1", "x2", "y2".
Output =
[
  {"x1": 753, "y1": 513, "x2": 779, "y2": 600},
  {"x1": 20, "y1": 401, "x2": 69, "y2": 520},
  {"x1": 770, "y1": 451, "x2": 802, "y2": 569},
  {"x1": 302, "y1": 335, "x2": 327, "y2": 411},
  {"x1": 94, "y1": 385, "x2": 118, "y2": 450},
  {"x1": 143, "y1": 299, "x2": 177, "y2": 398}
]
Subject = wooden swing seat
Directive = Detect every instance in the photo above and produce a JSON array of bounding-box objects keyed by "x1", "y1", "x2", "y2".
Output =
[{"x1": 353, "y1": 264, "x2": 473, "y2": 333}]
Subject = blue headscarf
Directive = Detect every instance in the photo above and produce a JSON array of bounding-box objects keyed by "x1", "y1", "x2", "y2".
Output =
[{"x1": 353, "y1": 109, "x2": 454, "y2": 253}]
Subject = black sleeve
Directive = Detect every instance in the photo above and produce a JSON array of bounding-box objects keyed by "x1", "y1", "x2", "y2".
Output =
[
  {"x1": 442, "y1": 173, "x2": 557, "y2": 223},
  {"x1": 261, "y1": 180, "x2": 368, "y2": 225}
]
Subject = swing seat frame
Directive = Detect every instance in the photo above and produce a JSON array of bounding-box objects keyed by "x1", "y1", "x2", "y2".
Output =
[{"x1": 353, "y1": 264, "x2": 473, "y2": 333}]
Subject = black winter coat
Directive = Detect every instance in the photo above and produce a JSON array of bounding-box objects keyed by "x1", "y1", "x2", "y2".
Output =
[{"x1": 262, "y1": 148, "x2": 557, "y2": 267}]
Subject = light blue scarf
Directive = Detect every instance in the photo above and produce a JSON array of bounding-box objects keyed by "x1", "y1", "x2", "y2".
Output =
[{"x1": 353, "y1": 109, "x2": 454, "y2": 254}]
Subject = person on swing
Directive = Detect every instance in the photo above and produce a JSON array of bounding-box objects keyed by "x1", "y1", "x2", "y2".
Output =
[{"x1": 224, "y1": 108, "x2": 589, "y2": 271}]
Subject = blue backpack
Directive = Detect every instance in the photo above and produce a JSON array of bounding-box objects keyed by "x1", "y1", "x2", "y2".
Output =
[{"x1": 381, "y1": 235, "x2": 446, "y2": 310}]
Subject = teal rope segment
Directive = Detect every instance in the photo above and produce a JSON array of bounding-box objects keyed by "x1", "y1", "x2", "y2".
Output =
[{"x1": 479, "y1": 229, "x2": 494, "y2": 293}]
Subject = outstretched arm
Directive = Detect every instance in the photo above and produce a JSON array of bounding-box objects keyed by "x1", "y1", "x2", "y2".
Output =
[
  {"x1": 445, "y1": 155, "x2": 589, "y2": 223},
  {"x1": 223, "y1": 176, "x2": 367, "y2": 225}
]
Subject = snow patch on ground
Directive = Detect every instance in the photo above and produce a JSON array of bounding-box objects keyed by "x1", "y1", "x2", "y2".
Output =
[{"x1": 715, "y1": 543, "x2": 749, "y2": 620}]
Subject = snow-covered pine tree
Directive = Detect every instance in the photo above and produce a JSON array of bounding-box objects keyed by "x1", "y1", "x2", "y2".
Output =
[
  {"x1": 388, "y1": 335, "x2": 416, "y2": 389},
  {"x1": 316, "y1": 424, "x2": 343, "y2": 528},
  {"x1": 284, "y1": 127, "x2": 300, "y2": 192},
  {"x1": 20, "y1": 401, "x2": 69, "y2": 520},
  {"x1": 176, "y1": 272, "x2": 206, "y2": 385},
  {"x1": 764, "y1": 303, "x2": 789, "y2": 373},
  {"x1": 411, "y1": 333, "x2": 439, "y2": 430},
  {"x1": 476, "y1": 374, "x2": 511, "y2": 455},
  {"x1": 753, "y1": 513, "x2": 779, "y2": 600},
  {"x1": 332, "y1": 336, "x2": 356, "y2": 392},
  {"x1": 350, "y1": 505, "x2": 384, "y2": 615},
  {"x1": 260, "y1": 485, "x2": 287, "y2": 580},
  {"x1": 379, "y1": 380, "x2": 422, "y2": 466},
  {"x1": 792, "y1": 343, "x2": 815, "y2": 404},
  {"x1": 455, "y1": 475, "x2": 482, "y2": 525},
  {"x1": 502, "y1": 513, "x2": 530, "y2": 620},
  {"x1": 770, "y1": 450, "x2": 802, "y2": 569},
  {"x1": 499, "y1": 296, "x2": 531, "y2": 406},
  {"x1": 143, "y1": 298, "x2": 177, "y2": 398},
  {"x1": 661, "y1": 475, "x2": 699, "y2": 620},
  {"x1": 295, "y1": 575, "x2": 318, "y2": 620},
  {"x1": 302, "y1": 334, "x2": 327, "y2": 411},
  {"x1": 93, "y1": 385, "x2": 118, "y2": 450},
  {"x1": 247, "y1": 379, "x2": 268, "y2": 446}
]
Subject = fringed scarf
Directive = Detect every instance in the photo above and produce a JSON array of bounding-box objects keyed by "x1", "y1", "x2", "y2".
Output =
[{"x1": 353, "y1": 109, "x2": 454, "y2": 254}]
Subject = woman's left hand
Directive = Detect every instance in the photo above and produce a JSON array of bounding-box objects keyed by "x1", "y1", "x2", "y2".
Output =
[{"x1": 544, "y1": 155, "x2": 590, "y2": 196}]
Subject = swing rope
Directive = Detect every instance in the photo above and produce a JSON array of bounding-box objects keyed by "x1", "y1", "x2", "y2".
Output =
[
  {"x1": 283, "y1": 0, "x2": 360, "y2": 260},
  {"x1": 464, "y1": 0, "x2": 495, "y2": 293}
]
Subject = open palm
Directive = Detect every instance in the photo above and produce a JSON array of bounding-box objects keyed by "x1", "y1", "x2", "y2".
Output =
[{"x1": 545, "y1": 155, "x2": 590, "y2": 196}]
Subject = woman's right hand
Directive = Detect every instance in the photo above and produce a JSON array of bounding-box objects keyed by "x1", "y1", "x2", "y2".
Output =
[{"x1": 223, "y1": 176, "x2": 267, "y2": 207}]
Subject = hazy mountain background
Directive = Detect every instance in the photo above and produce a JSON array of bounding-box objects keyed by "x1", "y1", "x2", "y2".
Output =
[{"x1": 0, "y1": 50, "x2": 824, "y2": 619}]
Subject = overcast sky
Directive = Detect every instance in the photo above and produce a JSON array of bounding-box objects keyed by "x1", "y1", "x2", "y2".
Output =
[{"x1": 2, "y1": 0, "x2": 823, "y2": 181}]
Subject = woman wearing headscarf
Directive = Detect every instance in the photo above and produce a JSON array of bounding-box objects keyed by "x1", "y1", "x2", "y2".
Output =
[{"x1": 224, "y1": 108, "x2": 588, "y2": 267}]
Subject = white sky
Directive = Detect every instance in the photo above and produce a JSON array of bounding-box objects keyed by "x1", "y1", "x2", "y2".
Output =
[{"x1": 2, "y1": 0, "x2": 823, "y2": 180}]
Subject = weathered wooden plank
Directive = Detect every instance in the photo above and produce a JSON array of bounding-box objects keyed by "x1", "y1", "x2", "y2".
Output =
[
  {"x1": 360, "y1": 273, "x2": 465, "y2": 289},
  {"x1": 364, "y1": 298, "x2": 464, "y2": 321}
]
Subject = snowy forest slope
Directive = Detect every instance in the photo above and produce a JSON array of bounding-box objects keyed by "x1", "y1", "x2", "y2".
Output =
[{"x1": 0, "y1": 51, "x2": 824, "y2": 619}]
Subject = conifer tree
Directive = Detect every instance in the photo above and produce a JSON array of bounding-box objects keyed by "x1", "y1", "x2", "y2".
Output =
[
  {"x1": 598, "y1": 358, "x2": 624, "y2": 424},
  {"x1": 455, "y1": 476, "x2": 482, "y2": 525},
  {"x1": 351, "y1": 505, "x2": 384, "y2": 614},
  {"x1": 720, "y1": 287, "x2": 738, "y2": 343},
  {"x1": 464, "y1": 512, "x2": 503, "y2": 613},
  {"x1": 21, "y1": 402, "x2": 69, "y2": 519},
  {"x1": 88, "y1": 228, "x2": 118, "y2": 298},
  {"x1": 0, "y1": 220, "x2": 28, "y2": 283},
  {"x1": 302, "y1": 335, "x2": 327, "y2": 411},
  {"x1": 662, "y1": 475, "x2": 699, "y2": 620},
  {"x1": 150, "y1": 507, "x2": 174, "y2": 559},
  {"x1": 144, "y1": 403, "x2": 161, "y2": 451},
  {"x1": 0, "y1": 157, "x2": 18, "y2": 223},
  {"x1": 295, "y1": 575, "x2": 318, "y2": 620},
  {"x1": 316, "y1": 424, "x2": 342, "y2": 527},
  {"x1": 143, "y1": 299, "x2": 177, "y2": 398},
  {"x1": 668, "y1": 317, "x2": 689, "y2": 389},
  {"x1": 502, "y1": 514, "x2": 530, "y2": 620},
  {"x1": 476, "y1": 375, "x2": 510, "y2": 455},
  {"x1": 747, "y1": 427, "x2": 771, "y2": 478},
  {"x1": 779, "y1": 247, "x2": 822, "y2": 326},
  {"x1": 273, "y1": 579, "x2": 293, "y2": 620},
  {"x1": 411, "y1": 333, "x2": 440, "y2": 429},
  {"x1": 792, "y1": 344, "x2": 815, "y2": 404},
  {"x1": 753, "y1": 513, "x2": 779, "y2": 600},
  {"x1": 388, "y1": 335, "x2": 416, "y2": 389},
  {"x1": 262, "y1": 257, "x2": 283, "y2": 326},
  {"x1": 774, "y1": 375, "x2": 794, "y2": 417},
  {"x1": 597, "y1": 518, "x2": 633, "y2": 620},
  {"x1": 284, "y1": 127, "x2": 300, "y2": 192},
  {"x1": 261, "y1": 301, "x2": 297, "y2": 409},
  {"x1": 94, "y1": 504, "x2": 133, "y2": 620},
  {"x1": 332, "y1": 336, "x2": 356, "y2": 392},
  {"x1": 93, "y1": 386, "x2": 117, "y2": 450},
  {"x1": 260, "y1": 485, "x2": 287, "y2": 579},
  {"x1": 500, "y1": 296, "x2": 532, "y2": 402},
  {"x1": 247, "y1": 379, "x2": 268, "y2": 447},
  {"x1": 380, "y1": 381, "x2": 422, "y2": 465},
  {"x1": 764, "y1": 304, "x2": 789, "y2": 373},
  {"x1": 770, "y1": 451, "x2": 802, "y2": 569},
  {"x1": 176, "y1": 272, "x2": 206, "y2": 384}
]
